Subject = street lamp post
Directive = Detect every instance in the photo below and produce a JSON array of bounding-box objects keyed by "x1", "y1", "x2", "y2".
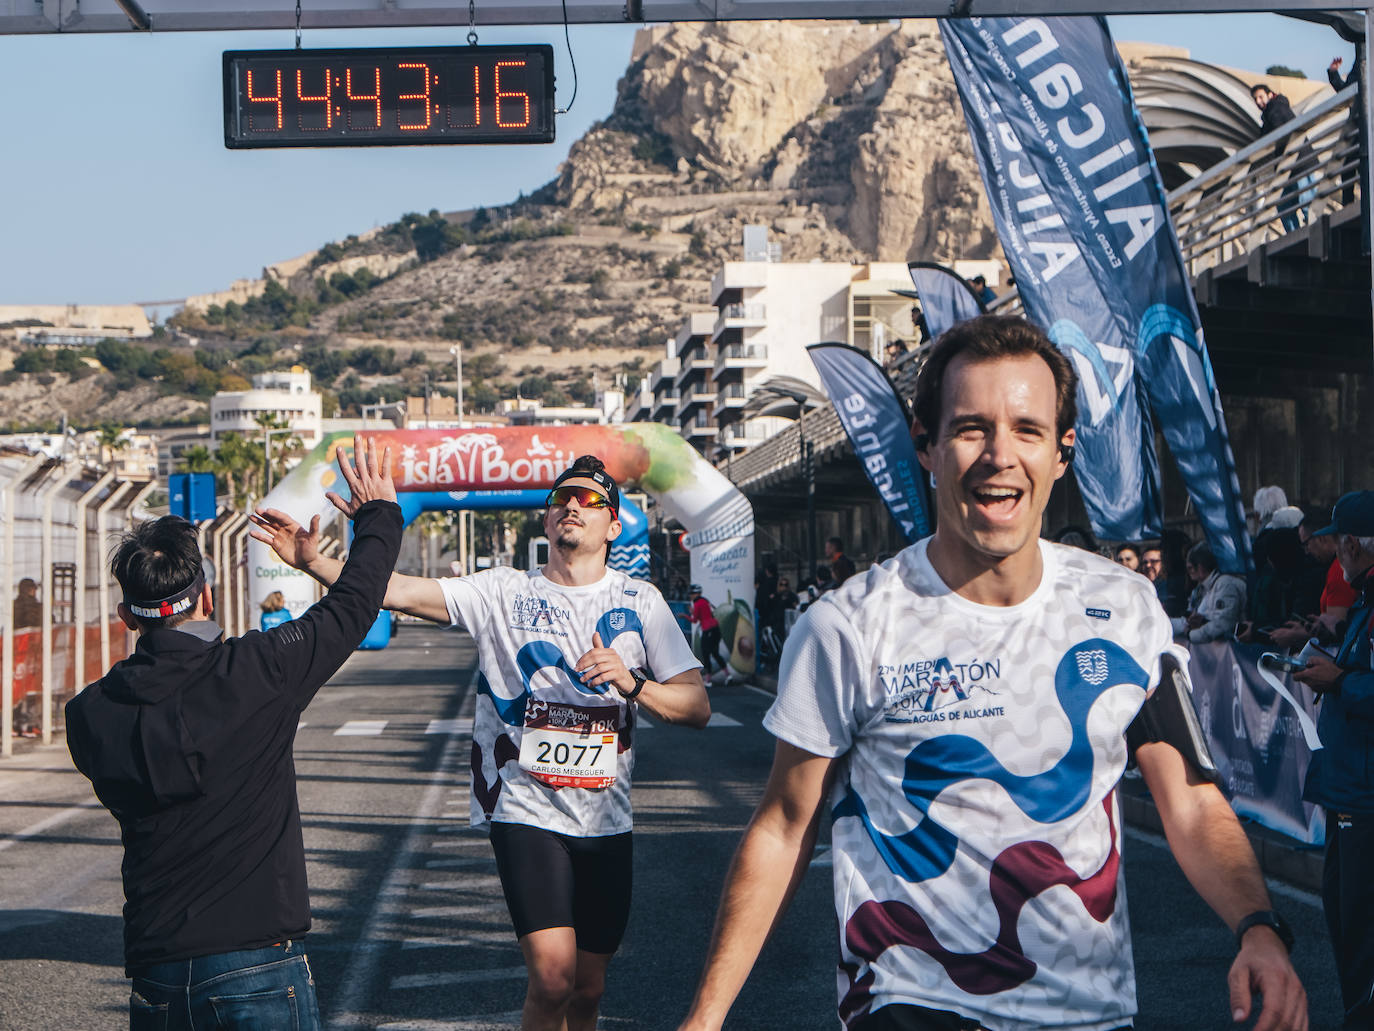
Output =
[{"x1": 449, "y1": 343, "x2": 464, "y2": 426}]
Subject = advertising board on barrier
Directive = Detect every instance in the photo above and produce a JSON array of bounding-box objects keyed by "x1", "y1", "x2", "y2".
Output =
[{"x1": 1188, "y1": 640, "x2": 1325, "y2": 846}]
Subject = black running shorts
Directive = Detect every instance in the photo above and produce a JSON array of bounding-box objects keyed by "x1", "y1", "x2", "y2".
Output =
[{"x1": 488, "y1": 821, "x2": 634, "y2": 955}]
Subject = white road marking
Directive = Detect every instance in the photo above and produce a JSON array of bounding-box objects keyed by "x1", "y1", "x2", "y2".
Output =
[
  {"x1": 402, "y1": 931, "x2": 513, "y2": 950},
  {"x1": 390, "y1": 968, "x2": 526, "y2": 990},
  {"x1": 418, "y1": 875, "x2": 500, "y2": 890},
  {"x1": 745, "y1": 684, "x2": 776, "y2": 700},
  {"x1": 0, "y1": 802, "x2": 102, "y2": 855},
  {"x1": 707, "y1": 712, "x2": 742, "y2": 727},
  {"x1": 427, "y1": 718, "x2": 472, "y2": 735},
  {"x1": 335, "y1": 720, "x2": 389, "y2": 736},
  {"x1": 377, "y1": 1011, "x2": 523, "y2": 1029},
  {"x1": 326, "y1": 671, "x2": 483, "y2": 1030},
  {"x1": 298, "y1": 721, "x2": 307, "y2": 730},
  {"x1": 410, "y1": 904, "x2": 499, "y2": 919}
]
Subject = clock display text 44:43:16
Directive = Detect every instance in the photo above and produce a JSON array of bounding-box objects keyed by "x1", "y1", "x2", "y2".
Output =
[{"x1": 223, "y1": 44, "x2": 556, "y2": 149}]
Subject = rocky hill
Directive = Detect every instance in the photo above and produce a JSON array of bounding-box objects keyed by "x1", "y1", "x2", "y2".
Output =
[{"x1": 4, "y1": 19, "x2": 1003, "y2": 430}]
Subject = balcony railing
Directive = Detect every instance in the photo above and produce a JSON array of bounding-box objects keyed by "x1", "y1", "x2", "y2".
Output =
[{"x1": 716, "y1": 344, "x2": 769, "y2": 368}]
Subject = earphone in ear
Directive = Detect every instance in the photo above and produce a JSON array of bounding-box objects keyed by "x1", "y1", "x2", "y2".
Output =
[
  {"x1": 1059, "y1": 443, "x2": 1075, "y2": 464},
  {"x1": 914, "y1": 433, "x2": 929, "y2": 451}
]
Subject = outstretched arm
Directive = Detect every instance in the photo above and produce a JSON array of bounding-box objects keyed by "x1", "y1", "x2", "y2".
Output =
[
  {"x1": 249, "y1": 435, "x2": 450, "y2": 624},
  {"x1": 678, "y1": 741, "x2": 837, "y2": 1031},
  {"x1": 1137, "y1": 740, "x2": 1307, "y2": 1031}
]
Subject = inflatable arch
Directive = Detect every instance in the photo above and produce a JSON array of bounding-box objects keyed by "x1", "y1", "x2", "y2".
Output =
[{"x1": 251, "y1": 424, "x2": 756, "y2": 671}]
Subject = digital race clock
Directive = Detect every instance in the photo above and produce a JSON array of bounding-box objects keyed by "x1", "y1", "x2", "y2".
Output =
[{"x1": 223, "y1": 45, "x2": 555, "y2": 149}]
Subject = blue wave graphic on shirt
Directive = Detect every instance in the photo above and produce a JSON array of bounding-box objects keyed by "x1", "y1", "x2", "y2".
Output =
[
  {"x1": 485, "y1": 609, "x2": 649, "y2": 726},
  {"x1": 832, "y1": 639, "x2": 1148, "y2": 883}
]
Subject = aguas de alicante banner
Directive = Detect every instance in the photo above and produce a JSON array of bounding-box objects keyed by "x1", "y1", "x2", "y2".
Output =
[
  {"x1": 906, "y1": 262, "x2": 985, "y2": 341},
  {"x1": 940, "y1": 17, "x2": 1251, "y2": 572}
]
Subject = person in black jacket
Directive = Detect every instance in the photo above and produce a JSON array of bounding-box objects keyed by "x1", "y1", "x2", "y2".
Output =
[
  {"x1": 1251, "y1": 83, "x2": 1317, "y2": 232},
  {"x1": 65, "y1": 435, "x2": 400, "y2": 1031}
]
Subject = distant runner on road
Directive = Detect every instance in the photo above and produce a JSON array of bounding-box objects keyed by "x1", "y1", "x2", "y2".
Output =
[
  {"x1": 255, "y1": 453, "x2": 709, "y2": 1031},
  {"x1": 66, "y1": 435, "x2": 401, "y2": 1031}
]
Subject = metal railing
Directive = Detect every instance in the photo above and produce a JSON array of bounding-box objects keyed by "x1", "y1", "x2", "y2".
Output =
[
  {"x1": 717, "y1": 344, "x2": 769, "y2": 365},
  {"x1": 1169, "y1": 85, "x2": 1362, "y2": 275}
]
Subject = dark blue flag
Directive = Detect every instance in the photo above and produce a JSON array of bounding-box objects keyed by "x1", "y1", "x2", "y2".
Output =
[
  {"x1": 940, "y1": 17, "x2": 1250, "y2": 572},
  {"x1": 907, "y1": 262, "x2": 985, "y2": 340},
  {"x1": 808, "y1": 342, "x2": 930, "y2": 542}
]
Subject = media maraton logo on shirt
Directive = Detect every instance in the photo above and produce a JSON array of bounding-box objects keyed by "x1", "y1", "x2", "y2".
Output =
[
  {"x1": 878, "y1": 656, "x2": 1006, "y2": 724},
  {"x1": 511, "y1": 595, "x2": 572, "y2": 636}
]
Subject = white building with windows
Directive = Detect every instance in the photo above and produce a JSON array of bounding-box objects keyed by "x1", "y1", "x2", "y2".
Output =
[
  {"x1": 669, "y1": 228, "x2": 921, "y2": 456},
  {"x1": 209, "y1": 366, "x2": 322, "y2": 446}
]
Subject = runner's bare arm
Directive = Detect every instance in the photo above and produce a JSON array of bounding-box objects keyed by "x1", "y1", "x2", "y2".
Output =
[
  {"x1": 249, "y1": 518, "x2": 450, "y2": 624},
  {"x1": 678, "y1": 741, "x2": 837, "y2": 1031},
  {"x1": 574, "y1": 633, "x2": 710, "y2": 727},
  {"x1": 1137, "y1": 740, "x2": 1308, "y2": 1031}
]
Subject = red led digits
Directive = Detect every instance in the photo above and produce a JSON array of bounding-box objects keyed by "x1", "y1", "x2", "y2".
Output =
[
  {"x1": 446, "y1": 63, "x2": 481, "y2": 129},
  {"x1": 397, "y1": 62, "x2": 433, "y2": 130},
  {"x1": 246, "y1": 68, "x2": 284, "y2": 131},
  {"x1": 495, "y1": 60, "x2": 531, "y2": 129},
  {"x1": 345, "y1": 67, "x2": 382, "y2": 130},
  {"x1": 295, "y1": 68, "x2": 332, "y2": 130}
]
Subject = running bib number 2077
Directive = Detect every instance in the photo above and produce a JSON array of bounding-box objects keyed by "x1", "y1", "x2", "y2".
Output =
[{"x1": 518, "y1": 699, "x2": 620, "y2": 790}]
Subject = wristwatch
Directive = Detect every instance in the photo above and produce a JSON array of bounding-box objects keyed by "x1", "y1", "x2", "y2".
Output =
[
  {"x1": 1235, "y1": 910, "x2": 1294, "y2": 954},
  {"x1": 626, "y1": 667, "x2": 648, "y2": 701}
]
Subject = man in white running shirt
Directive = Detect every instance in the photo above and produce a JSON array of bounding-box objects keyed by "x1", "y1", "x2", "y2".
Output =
[
  {"x1": 254, "y1": 454, "x2": 708, "y2": 1031},
  {"x1": 678, "y1": 315, "x2": 1306, "y2": 1031}
]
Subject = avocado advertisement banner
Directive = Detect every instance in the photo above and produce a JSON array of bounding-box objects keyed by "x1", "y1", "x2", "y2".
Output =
[{"x1": 940, "y1": 16, "x2": 1250, "y2": 572}]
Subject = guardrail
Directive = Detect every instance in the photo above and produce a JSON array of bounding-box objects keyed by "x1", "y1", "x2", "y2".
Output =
[{"x1": 1170, "y1": 85, "x2": 1361, "y2": 275}]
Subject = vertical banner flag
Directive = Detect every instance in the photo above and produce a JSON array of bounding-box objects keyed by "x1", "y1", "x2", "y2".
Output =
[
  {"x1": 940, "y1": 17, "x2": 1250, "y2": 571},
  {"x1": 808, "y1": 342, "x2": 930, "y2": 542},
  {"x1": 906, "y1": 262, "x2": 985, "y2": 340},
  {"x1": 1188, "y1": 641, "x2": 1325, "y2": 845}
]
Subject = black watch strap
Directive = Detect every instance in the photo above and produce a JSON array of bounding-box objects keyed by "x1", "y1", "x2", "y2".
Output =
[
  {"x1": 626, "y1": 667, "x2": 648, "y2": 700},
  {"x1": 1235, "y1": 910, "x2": 1294, "y2": 954}
]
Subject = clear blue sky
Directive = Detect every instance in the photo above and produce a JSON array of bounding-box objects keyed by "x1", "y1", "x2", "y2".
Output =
[{"x1": 0, "y1": 13, "x2": 1356, "y2": 308}]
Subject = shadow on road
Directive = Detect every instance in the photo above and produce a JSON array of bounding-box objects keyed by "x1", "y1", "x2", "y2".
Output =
[{"x1": 0, "y1": 909, "x2": 123, "y2": 967}]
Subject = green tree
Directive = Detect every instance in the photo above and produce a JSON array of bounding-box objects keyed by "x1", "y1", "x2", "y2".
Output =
[
  {"x1": 178, "y1": 445, "x2": 216, "y2": 474},
  {"x1": 97, "y1": 424, "x2": 129, "y2": 468}
]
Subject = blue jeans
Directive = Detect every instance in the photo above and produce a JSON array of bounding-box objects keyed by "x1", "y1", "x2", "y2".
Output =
[{"x1": 128, "y1": 939, "x2": 321, "y2": 1030}]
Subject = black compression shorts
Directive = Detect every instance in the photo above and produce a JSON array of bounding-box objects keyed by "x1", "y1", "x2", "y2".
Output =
[{"x1": 488, "y1": 821, "x2": 633, "y2": 955}]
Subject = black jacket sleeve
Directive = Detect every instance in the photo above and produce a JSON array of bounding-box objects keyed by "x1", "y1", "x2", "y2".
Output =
[{"x1": 260, "y1": 499, "x2": 404, "y2": 709}]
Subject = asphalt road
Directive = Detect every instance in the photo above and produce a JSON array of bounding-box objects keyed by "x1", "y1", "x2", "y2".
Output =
[{"x1": 0, "y1": 625, "x2": 1344, "y2": 1029}]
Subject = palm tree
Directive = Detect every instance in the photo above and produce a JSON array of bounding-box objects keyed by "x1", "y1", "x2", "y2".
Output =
[
  {"x1": 97, "y1": 423, "x2": 130, "y2": 469},
  {"x1": 214, "y1": 432, "x2": 260, "y2": 510},
  {"x1": 178, "y1": 445, "x2": 216, "y2": 474}
]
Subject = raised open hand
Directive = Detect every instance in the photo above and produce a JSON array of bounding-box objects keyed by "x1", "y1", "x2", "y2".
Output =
[
  {"x1": 326, "y1": 433, "x2": 397, "y2": 518},
  {"x1": 248, "y1": 509, "x2": 321, "y2": 571}
]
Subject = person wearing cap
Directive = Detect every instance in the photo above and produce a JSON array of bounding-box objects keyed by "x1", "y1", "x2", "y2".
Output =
[
  {"x1": 253, "y1": 452, "x2": 709, "y2": 1031},
  {"x1": 64, "y1": 436, "x2": 401, "y2": 1029},
  {"x1": 1294, "y1": 490, "x2": 1374, "y2": 1030}
]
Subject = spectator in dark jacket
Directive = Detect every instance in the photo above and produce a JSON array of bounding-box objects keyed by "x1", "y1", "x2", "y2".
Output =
[
  {"x1": 1328, "y1": 54, "x2": 1365, "y2": 204},
  {"x1": 1251, "y1": 83, "x2": 1317, "y2": 232},
  {"x1": 65, "y1": 436, "x2": 401, "y2": 1030},
  {"x1": 1293, "y1": 491, "x2": 1374, "y2": 1030},
  {"x1": 823, "y1": 537, "x2": 856, "y2": 585}
]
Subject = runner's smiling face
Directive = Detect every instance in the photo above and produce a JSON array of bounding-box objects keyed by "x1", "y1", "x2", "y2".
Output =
[
  {"x1": 920, "y1": 353, "x2": 1073, "y2": 570},
  {"x1": 544, "y1": 477, "x2": 621, "y2": 557}
]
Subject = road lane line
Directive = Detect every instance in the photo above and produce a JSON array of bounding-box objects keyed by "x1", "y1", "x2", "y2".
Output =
[
  {"x1": 410, "y1": 904, "x2": 497, "y2": 919},
  {"x1": 401, "y1": 931, "x2": 512, "y2": 949},
  {"x1": 326, "y1": 669, "x2": 478, "y2": 1030},
  {"x1": 427, "y1": 718, "x2": 472, "y2": 735},
  {"x1": 377, "y1": 1011, "x2": 523, "y2": 1029},
  {"x1": 335, "y1": 720, "x2": 389, "y2": 736},
  {"x1": 0, "y1": 801, "x2": 102, "y2": 855},
  {"x1": 424, "y1": 857, "x2": 494, "y2": 869},
  {"x1": 706, "y1": 712, "x2": 742, "y2": 727}
]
